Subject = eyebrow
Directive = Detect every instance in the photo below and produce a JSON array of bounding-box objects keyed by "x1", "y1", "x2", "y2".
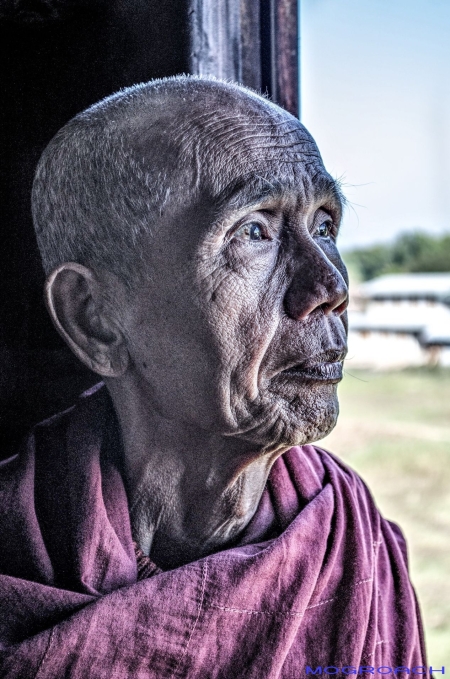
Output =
[
  {"x1": 214, "y1": 172, "x2": 344, "y2": 217},
  {"x1": 312, "y1": 172, "x2": 345, "y2": 208}
]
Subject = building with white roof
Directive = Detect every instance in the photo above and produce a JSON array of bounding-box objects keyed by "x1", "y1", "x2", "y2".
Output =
[{"x1": 347, "y1": 273, "x2": 450, "y2": 370}]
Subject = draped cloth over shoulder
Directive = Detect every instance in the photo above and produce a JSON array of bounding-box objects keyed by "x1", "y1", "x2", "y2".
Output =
[{"x1": 0, "y1": 385, "x2": 427, "y2": 678}]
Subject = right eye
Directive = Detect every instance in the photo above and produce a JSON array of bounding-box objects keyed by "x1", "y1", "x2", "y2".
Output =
[
  {"x1": 234, "y1": 222, "x2": 269, "y2": 242},
  {"x1": 317, "y1": 221, "x2": 331, "y2": 238}
]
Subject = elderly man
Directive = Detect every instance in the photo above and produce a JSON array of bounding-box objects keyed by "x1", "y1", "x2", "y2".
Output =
[{"x1": 0, "y1": 77, "x2": 427, "y2": 678}]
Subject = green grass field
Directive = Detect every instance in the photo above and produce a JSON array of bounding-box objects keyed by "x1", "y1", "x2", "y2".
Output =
[{"x1": 321, "y1": 368, "x2": 450, "y2": 666}]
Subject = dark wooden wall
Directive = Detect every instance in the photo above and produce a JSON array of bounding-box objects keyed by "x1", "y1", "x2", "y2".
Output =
[{"x1": 0, "y1": 0, "x2": 299, "y2": 457}]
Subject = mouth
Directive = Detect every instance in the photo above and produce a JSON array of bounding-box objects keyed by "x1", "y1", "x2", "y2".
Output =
[{"x1": 280, "y1": 349, "x2": 346, "y2": 384}]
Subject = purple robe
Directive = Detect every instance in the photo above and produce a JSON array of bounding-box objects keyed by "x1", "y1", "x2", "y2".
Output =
[{"x1": 0, "y1": 385, "x2": 427, "y2": 678}]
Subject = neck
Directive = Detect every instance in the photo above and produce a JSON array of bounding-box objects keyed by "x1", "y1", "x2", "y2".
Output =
[{"x1": 107, "y1": 379, "x2": 281, "y2": 570}]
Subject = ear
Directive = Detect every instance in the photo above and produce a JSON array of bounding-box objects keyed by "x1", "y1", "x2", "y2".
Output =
[{"x1": 45, "y1": 263, "x2": 129, "y2": 377}]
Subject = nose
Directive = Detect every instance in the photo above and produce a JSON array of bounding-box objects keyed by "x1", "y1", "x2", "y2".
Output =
[{"x1": 284, "y1": 246, "x2": 349, "y2": 321}]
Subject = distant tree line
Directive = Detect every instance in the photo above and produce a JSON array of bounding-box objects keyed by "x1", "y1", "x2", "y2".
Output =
[{"x1": 344, "y1": 231, "x2": 450, "y2": 281}]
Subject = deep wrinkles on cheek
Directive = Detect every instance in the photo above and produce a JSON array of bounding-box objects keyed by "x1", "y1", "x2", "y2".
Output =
[
  {"x1": 193, "y1": 247, "x2": 284, "y2": 428},
  {"x1": 192, "y1": 266, "x2": 245, "y2": 430},
  {"x1": 251, "y1": 277, "x2": 288, "y2": 394},
  {"x1": 196, "y1": 287, "x2": 275, "y2": 428},
  {"x1": 216, "y1": 235, "x2": 289, "y2": 420},
  {"x1": 227, "y1": 281, "x2": 286, "y2": 424},
  {"x1": 196, "y1": 261, "x2": 234, "y2": 306}
]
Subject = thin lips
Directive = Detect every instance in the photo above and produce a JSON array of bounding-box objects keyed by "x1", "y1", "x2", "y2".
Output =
[{"x1": 281, "y1": 348, "x2": 347, "y2": 373}]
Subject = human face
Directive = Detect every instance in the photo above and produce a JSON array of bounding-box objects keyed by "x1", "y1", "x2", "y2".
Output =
[{"x1": 123, "y1": 102, "x2": 348, "y2": 453}]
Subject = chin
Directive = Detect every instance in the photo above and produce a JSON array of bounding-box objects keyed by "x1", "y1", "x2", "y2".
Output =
[
  {"x1": 301, "y1": 387, "x2": 340, "y2": 440},
  {"x1": 281, "y1": 403, "x2": 339, "y2": 448},
  {"x1": 239, "y1": 386, "x2": 340, "y2": 451}
]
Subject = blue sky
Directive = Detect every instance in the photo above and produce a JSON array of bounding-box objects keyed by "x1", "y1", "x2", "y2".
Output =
[{"x1": 301, "y1": 0, "x2": 450, "y2": 250}]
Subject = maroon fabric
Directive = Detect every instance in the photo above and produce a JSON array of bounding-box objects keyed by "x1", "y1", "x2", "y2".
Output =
[
  {"x1": 0, "y1": 385, "x2": 427, "y2": 678},
  {"x1": 134, "y1": 542, "x2": 163, "y2": 580}
]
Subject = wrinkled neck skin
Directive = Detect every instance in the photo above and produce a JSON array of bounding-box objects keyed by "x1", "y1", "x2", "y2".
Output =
[{"x1": 107, "y1": 378, "x2": 285, "y2": 571}]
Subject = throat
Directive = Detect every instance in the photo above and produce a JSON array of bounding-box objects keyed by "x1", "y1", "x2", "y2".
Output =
[
  {"x1": 128, "y1": 454, "x2": 272, "y2": 571},
  {"x1": 106, "y1": 381, "x2": 279, "y2": 570}
]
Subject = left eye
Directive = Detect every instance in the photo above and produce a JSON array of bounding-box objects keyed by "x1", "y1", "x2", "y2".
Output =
[
  {"x1": 235, "y1": 222, "x2": 267, "y2": 241},
  {"x1": 317, "y1": 221, "x2": 331, "y2": 238}
]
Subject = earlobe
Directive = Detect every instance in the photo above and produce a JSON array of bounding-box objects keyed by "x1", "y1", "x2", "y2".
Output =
[{"x1": 45, "y1": 263, "x2": 129, "y2": 377}]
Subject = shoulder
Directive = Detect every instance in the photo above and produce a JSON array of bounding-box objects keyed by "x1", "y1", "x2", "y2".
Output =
[
  {"x1": 309, "y1": 443, "x2": 376, "y2": 498},
  {"x1": 0, "y1": 382, "x2": 106, "y2": 492},
  {"x1": 0, "y1": 383, "x2": 108, "y2": 579},
  {"x1": 308, "y1": 444, "x2": 410, "y2": 567},
  {"x1": 281, "y1": 443, "x2": 382, "y2": 532}
]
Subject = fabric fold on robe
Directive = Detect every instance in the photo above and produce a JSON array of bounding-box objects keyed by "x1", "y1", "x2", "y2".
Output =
[{"x1": 0, "y1": 384, "x2": 427, "y2": 678}]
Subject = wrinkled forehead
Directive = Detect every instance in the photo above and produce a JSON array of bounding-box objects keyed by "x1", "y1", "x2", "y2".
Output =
[
  {"x1": 128, "y1": 89, "x2": 339, "y2": 221},
  {"x1": 174, "y1": 100, "x2": 337, "y2": 215}
]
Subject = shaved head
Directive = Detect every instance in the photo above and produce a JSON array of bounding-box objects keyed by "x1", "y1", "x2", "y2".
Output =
[{"x1": 32, "y1": 76, "x2": 341, "y2": 289}]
